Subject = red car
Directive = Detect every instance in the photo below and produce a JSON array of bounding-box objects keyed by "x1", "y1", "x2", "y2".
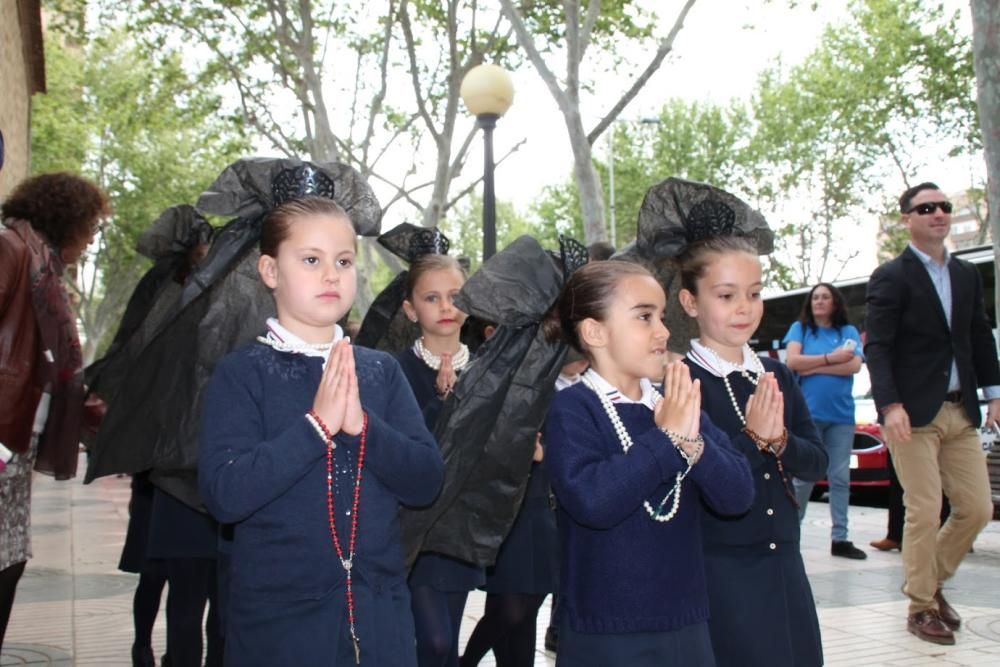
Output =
[{"x1": 812, "y1": 421, "x2": 889, "y2": 499}]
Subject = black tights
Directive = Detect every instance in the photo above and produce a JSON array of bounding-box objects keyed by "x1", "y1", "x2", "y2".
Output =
[
  {"x1": 411, "y1": 586, "x2": 468, "y2": 667},
  {"x1": 164, "y1": 558, "x2": 222, "y2": 667},
  {"x1": 460, "y1": 593, "x2": 546, "y2": 667},
  {"x1": 0, "y1": 561, "x2": 27, "y2": 650},
  {"x1": 132, "y1": 568, "x2": 168, "y2": 665}
]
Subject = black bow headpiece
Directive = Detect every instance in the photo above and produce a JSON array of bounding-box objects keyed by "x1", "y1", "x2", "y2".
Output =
[
  {"x1": 378, "y1": 222, "x2": 451, "y2": 262},
  {"x1": 633, "y1": 176, "x2": 774, "y2": 259}
]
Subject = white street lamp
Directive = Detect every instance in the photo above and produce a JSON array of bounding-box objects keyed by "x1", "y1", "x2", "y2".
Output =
[{"x1": 460, "y1": 64, "x2": 515, "y2": 261}]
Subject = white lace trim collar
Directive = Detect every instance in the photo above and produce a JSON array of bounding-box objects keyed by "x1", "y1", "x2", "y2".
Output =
[
  {"x1": 686, "y1": 339, "x2": 760, "y2": 378},
  {"x1": 261, "y1": 317, "x2": 343, "y2": 361}
]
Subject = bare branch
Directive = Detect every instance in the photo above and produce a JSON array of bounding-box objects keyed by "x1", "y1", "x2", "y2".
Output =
[
  {"x1": 370, "y1": 113, "x2": 421, "y2": 172},
  {"x1": 443, "y1": 137, "x2": 528, "y2": 213},
  {"x1": 830, "y1": 249, "x2": 860, "y2": 282},
  {"x1": 499, "y1": 0, "x2": 573, "y2": 115},
  {"x1": 884, "y1": 135, "x2": 911, "y2": 189},
  {"x1": 586, "y1": 0, "x2": 699, "y2": 145},
  {"x1": 578, "y1": 0, "x2": 601, "y2": 60},
  {"x1": 399, "y1": 0, "x2": 441, "y2": 141},
  {"x1": 447, "y1": 125, "x2": 478, "y2": 182},
  {"x1": 448, "y1": 0, "x2": 460, "y2": 77},
  {"x1": 360, "y1": 0, "x2": 398, "y2": 168},
  {"x1": 564, "y1": 0, "x2": 581, "y2": 101},
  {"x1": 318, "y1": 0, "x2": 339, "y2": 63}
]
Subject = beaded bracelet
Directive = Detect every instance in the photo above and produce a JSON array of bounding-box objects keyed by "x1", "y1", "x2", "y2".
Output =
[
  {"x1": 742, "y1": 426, "x2": 788, "y2": 455},
  {"x1": 680, "y1": 439, "x2": 704, "y2": 466},
  {"x1": 661, "y1": 429, "x2": 705, "y2": 465},
  {"x1": 660, "y1": 428, "x2": 702, "y2": 444},
  {"x1": 306, "y1": 410, "x2": 336, "y2": 448}
]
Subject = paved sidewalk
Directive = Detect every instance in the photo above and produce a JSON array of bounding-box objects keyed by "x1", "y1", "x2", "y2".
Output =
[{"x1": 3, "y1": 465, "x2": 999, "y2": 666}]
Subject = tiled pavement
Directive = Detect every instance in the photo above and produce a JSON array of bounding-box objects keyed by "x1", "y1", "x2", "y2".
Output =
[{"x1": 3, "y1": 462, "x2": 999, "y2": 666}]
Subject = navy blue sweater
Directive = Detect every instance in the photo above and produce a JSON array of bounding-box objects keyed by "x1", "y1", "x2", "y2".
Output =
[
  {"x1": 543, "y1": 383, "x2": 754, "y2": 634},
  {"x1": 685, "y1": 357, "x2": 827, "y2": 551},
  {"x1": 199, "y1": 344, "x2": 444, "y2": 624}
]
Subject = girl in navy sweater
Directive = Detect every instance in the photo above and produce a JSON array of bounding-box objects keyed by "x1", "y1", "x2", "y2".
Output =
[
  {"x1": 541, "y1": 260, "x2": 754, "y2": 667},
  {"x1": 199, "y1": 195, "x2": 444, "y2": 666},
  {"x1": 395, "y1": 253, "x2": 484, "y2": 667},
  {"x1": 676, "y1": 236, "x2": 827, "y2": 667}
]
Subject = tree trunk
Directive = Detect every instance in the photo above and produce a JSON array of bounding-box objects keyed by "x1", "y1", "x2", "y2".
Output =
[
  {"x1": 423, "y1": 125, "x2": 456, "y2": 229},
  {"x1": 567, "y1": 116, "x2": 607, "y2": 243},
  {"x1": 971, "y1": 0, "x2": 1000, "y2": 318}
]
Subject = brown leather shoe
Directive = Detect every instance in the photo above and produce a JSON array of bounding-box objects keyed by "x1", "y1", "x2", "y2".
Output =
[
  {"x1": 935, "y1": 590, "x2": 961, "y2": 631},
  {"x1": 907, "y1": 609, "x2": 956, "y2": 645},
  {"x1": 870, "y1": 537, "x2": 901, "y2": 551}
]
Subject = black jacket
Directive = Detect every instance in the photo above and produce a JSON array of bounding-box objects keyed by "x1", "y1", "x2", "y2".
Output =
[{"x1": 865, "y1": 246, "x2": 1000, "y2": 428}]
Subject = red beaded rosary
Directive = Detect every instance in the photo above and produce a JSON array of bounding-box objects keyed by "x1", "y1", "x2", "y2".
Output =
[{"x1": 308, "y1": 409, "x2": 368, "y2": 664}]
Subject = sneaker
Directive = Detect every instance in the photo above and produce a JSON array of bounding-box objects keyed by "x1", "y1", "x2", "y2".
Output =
[{"x1": 832, "y1": 540, "x2": 868, "y2": 559}]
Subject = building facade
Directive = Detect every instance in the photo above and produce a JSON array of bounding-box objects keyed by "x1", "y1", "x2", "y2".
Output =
[{"x1": 0, "y1": 0, "x2": 45, "y2": 199}]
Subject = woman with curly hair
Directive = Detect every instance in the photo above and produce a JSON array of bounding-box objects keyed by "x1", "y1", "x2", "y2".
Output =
[{"x1": 0, "y1": 172, "x2": 110, "y2": 648}]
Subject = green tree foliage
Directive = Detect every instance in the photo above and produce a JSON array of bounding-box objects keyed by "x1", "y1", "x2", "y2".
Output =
[
  {"x1": 32, "y1": 27, "x2": 248, "y2": 361},
  {"x1": 750, "y1": 0, "x2": 978, "y2": 277},
  {"x1": 532, "y1": 0, "x2": 979, "y2": 288},
  {"x1": 440, "y1": 194, "x2": 564, "y2": 272},
  {"x1": 500, "y1": 0, "x2": 701, "y2": 243},
  {"x1": 532, "y1": 99, "x2": 753, "y2": 252}
]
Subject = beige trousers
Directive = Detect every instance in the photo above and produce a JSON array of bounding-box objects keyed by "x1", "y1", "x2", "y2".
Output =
[{"x1": 885, "y1": 401, "x2": 993, "y2": 615}]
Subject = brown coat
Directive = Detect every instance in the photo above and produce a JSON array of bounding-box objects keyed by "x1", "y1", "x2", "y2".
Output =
[{"x1": 0, "y1": 222, "x2": 45, "y2": 454}]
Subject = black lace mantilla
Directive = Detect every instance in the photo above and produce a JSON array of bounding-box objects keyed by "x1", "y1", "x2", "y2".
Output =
[
  {"x1": 558, "y1": 235, "x2": 589, "y2": 276},
  {"x1": 272, "y1": 165, "x2": 337, "y2": 207},
  {"x1": 685, "y1": 198, "x2": 737, "y2": 243}
]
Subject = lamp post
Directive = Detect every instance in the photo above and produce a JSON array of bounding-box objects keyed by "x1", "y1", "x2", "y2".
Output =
[{"x1": 460, "y1": 64, "x2": 514, "y2": 261}]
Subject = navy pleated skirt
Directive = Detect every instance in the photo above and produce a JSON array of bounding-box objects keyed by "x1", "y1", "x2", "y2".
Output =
[{"x1": 556, "y1": 617, "x2": 715, "y2": 667}]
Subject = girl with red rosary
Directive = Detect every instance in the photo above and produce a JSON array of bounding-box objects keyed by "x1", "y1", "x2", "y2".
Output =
[{"x1": 199, "y1": 194, "x2": 444, "y2": 666}]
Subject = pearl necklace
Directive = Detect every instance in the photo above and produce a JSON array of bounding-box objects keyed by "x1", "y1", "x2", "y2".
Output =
[
  {"x1": 580, "y1": 370, "x2": 691, "y2": 523},
  {"x1": 415, "y1": 337, "x2": 470, "y2": 371},
  {"x1": 700, "y1": 344, "x2": 764, "y2": 425},
  {"x1": 256, "y1": 334, "x2": 334, "y2": 355}
]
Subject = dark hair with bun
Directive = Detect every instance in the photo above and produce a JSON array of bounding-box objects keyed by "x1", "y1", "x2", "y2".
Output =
[
  {"x1": 675, "y1": 236, "x2": 757, "y2": 295},
  {"x1": 405, "y1": 254, "x2": 466, "y2": 298},
  {"x1": 259, "y1": 195, "x2": 351, "y2": 257},
  {"x1": 542, "y1": 260, "x2": 655, "y2": 355}
]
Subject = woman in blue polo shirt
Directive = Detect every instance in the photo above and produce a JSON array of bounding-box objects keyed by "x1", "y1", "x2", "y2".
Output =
[{"x1": 783, "y1": 282, "x2": 866, "y2": 559}]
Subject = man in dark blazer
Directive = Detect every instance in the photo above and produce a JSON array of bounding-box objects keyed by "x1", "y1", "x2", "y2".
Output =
[{"x1": 865, "y1": 181, "x2": 999, "y2": 646}]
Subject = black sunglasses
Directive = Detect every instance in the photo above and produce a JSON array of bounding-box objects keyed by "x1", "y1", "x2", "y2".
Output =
[{"x1": 907, "y1": 201, "x2": 952, "y2": 215}]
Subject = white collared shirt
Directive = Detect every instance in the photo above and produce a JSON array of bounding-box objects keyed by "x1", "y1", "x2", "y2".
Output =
[
  {"x1": 555, "y1": 372, "x2": 582, "y2": 392},
  {"x1": 583, "y1": 368, "x2": 660, "y2": 411}
]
